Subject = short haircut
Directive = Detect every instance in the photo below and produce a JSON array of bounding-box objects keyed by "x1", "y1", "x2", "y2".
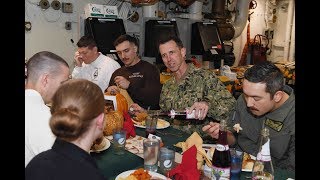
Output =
[
  {"x1": 244, "y1": 61, "x2": 284, "y2": 97},
  {"x1": 76, "y1": 35, "x2": 97, "y2": 49},
  {"x1": 157, "y1": 35, "x2": 184, "y2": 50},
  {"x1": 49, "y1": 79, "x2": 105, "y2": 141},
  {"x1": 113, "y1": 34, "x2": 139, "y2": 48},
  {"x1": 26, "y1": 51, "x2": 69, "y2": 83}
]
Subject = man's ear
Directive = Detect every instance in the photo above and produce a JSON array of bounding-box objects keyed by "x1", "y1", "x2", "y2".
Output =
[
  {"x1": 133, "y1": 46, "x2": 138, "y2": 53},
  {"x1": 40, "y1": 73, "x2": 49, "y2": 88},
  {"x1": 181, "y1": 47, "x2": 186, "y2": 58},
  {"x1": 273, "y1": 90, "x2": 283, "y2": 103}
]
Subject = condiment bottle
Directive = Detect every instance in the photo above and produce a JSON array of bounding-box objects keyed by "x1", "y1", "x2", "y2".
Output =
[
  {"x1": 211, "y1": 119, "x2": 231, "y2": 179},
  {"x1": 251, "y1": 127, "x2": 274, "y2": 180}
]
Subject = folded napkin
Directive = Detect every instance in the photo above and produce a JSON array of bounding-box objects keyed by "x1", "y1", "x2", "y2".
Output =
[
  {"x1": 168, "y1": 145, "x2": 200, "y2": 180},
  {"x1": 122, "y1": 111, "x2": 136, "y2": 138},
  {"x1": 175, "y1": 132, "x2": 210, "y2": 169}
]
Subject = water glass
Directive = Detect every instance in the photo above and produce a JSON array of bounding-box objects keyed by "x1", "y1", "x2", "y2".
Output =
[
  {"x1": 113, "y1": 129, "x2": 126, "y2": 155},
  {"x1": 143, "y1": 137, "x2": 160, "y2": 172},
  {"x1": 159, "y1": 147, "x2": 175, "y2": 174},
  {"x1": 230, "y1": 148, "x2": 244, "y2": 180},
  {"x1": 145, "y1": 115, "x2": 158, "y2": 138}
]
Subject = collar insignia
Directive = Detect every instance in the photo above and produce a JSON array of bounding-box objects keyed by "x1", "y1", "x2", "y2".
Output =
[{"x1": 265, "y1": 118, "x2": 283, "y2": 132}]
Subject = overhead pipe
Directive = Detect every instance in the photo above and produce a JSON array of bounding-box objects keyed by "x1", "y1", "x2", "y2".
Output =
[
  {"x1": 288, "y1": 5, "x2": 295, "y2": 62},
  {"x1": 232, "y1": 0, "x2": 251, "y2": 38},
  {"x1": 210, "y1": 0, "x2": 250, "y2": 40},
  {"x1": 283, "y1": 0, "x2": 294, "y2": 61}
]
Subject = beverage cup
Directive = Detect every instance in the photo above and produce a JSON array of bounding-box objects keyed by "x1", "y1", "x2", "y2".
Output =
[
  {"x1": 230, "y1": 148, "x2": 244, "y2": 180},
  {"x1": 159, "y1": 147, "x2": 175, "y2": 175},
  {"x1": 143, "y1": 137, "x2": 160, "y2": 172},
  {"x1": 112, "y1": 129, "x2": 126, "y2": 155},
  {"x1": 145, "y1": 115, "x2": 158, "y2": 138}
]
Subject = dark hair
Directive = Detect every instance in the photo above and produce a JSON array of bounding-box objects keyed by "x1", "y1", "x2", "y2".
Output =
[
  {"x1": 76, "y1": 35, "x2": 97, "y2": 49},
  {"x1": 244, "y1": 61, "x2": 284, "y2": 97},
  {"x1": 113, "y1": 34, "x2": 139, "y2": 48},
  {"x1": 157, "y1": 35, "x2": 184, "y2": 50},
  {"x1": 26, "y1": 51, "x2": 69, "y2": 83},
  {"x1": 49, "y1": 79, "x2": 105, "y2": 141}
]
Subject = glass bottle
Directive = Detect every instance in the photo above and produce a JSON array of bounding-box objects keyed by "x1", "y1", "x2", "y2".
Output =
[
  {"x1": 211, "y1": 119, "x2": 231, "y2": 180},
  {"x1": 252, "y1": 127, "x2": 274, "y2": 180},
  {"x1": 168, "y1": 109, "x2": 198, "y2": 119}
]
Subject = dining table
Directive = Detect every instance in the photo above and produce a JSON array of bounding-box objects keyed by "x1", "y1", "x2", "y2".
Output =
[{"x1": 91, "y1": 117, "x2": 295, "y2": 180}]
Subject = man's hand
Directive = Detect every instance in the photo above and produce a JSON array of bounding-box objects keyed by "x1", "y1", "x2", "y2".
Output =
[
  {"x1": 187, "y1": 101, "x2": 209, "y2": 120},
  {"x1": 202, "y1": 122, "x2": 236, "y2": 145},
  {"x1": 74, "y1": 51, "x2": 83, "y2": 67},
  {"x1": 129, "y1": 103, "x2": 146, "y2": 115},
  {"x1": 106, "y1": 85, "x2": 120, "y2": 94},
  {"x1": 202, "y1": 121, "x2": 220, "y2": 139},
  {"x1": 114, "y1": 76, "x2": 130, "y2": 89}
]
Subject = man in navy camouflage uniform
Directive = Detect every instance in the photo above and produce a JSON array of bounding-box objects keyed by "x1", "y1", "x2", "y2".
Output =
[{"x1": 131, "y1": 35, "x2": 236, "y2": 142}]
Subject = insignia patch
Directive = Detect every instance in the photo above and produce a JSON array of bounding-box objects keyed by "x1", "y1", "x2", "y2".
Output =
[
  {"x1": 265, "y1": 119, "x2": 283, "y2": 132},
  {"x1": 93, "y1": 68, "x2": 98, "y2": 79}
]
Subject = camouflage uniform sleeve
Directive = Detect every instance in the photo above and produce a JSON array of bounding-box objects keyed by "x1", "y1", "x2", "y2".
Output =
[{"x1": 203, "y1": 71, "x2": 236, "y2": 121}]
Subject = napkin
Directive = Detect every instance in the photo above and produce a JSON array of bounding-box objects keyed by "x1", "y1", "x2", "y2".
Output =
[
  {"x1": 122, "y1": 111, "x2": 136, "y2": 138},
  {"x1": 168, "y1": 145, "x2": 200, "y2": 180},
  {"x1": 174, "y1": 132, "x2": 209, "y2": 169}
]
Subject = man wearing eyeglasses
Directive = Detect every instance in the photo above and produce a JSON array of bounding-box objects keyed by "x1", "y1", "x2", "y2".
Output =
[{"x1": 72, "y1": 35, "x2": 121, "y2": 92}]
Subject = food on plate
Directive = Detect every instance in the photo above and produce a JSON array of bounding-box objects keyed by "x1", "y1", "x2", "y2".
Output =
[
  {"x1": 233, "y1": 123, "x2": 243, "y2": 133},
  {"x1": 130, "y1": 168, "x2": 151, "y2": 180},
  {"x1": 156, "y1": 119, "x2": 167, "y2": 128},
  {"x1": 132, "y1": 118, "x2": 168, "y2": 129},
  {"x1": 242, "y1": 152, "x2": 255, "y2": 170},
  {"x1": 243, "y1": 159, "x2": 255, "y2": 170},
  {"x1": 135, "y1": 112, "x2": 148, "y2": 122},
  {"x1": 252, "y1": 161, "x2": 264, "y2": 172},
  {"x1": 91, "y1": 136, "x2": 107, "y2": 151}
]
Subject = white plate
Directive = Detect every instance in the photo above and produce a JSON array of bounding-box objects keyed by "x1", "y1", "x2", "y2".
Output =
[
  {"x1": 241, "y1": 152, "x2": 256, "y2": 172},
  {"x1": 115, "y1": 169, "x2": 167, "y2": 180},
  {"x1": 90, "y1": 137, "x2": 111, "y2": 153},
  {"x1": 133, "y1": 118, "x2": 170, "y2": 129}
]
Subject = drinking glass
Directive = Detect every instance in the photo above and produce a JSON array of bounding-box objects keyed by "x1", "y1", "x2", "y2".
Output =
[
  {"x1": 145, "y1": 115, "x2": 158, "y2": 138},
  {"x1": 230, "y1": 148, "x2": 244, "y2": 180},
  {"x1": 159, "y1": 147, "x2": 175, "y2": 175},
  {"x1": 143, "y1": 137, "x2": 160, "y2": 172},
  {"x1": 112, "y1": 129, "x2": 126, "y2": 155}
]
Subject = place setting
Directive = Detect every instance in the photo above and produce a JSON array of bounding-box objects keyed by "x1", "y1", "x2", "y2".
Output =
[
  {"x1": 131, "y1": 112, "x2": 170, "y2": 130},
  {"x1": 90, "y1": 136, "x2": 111, "y2": 153}
]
